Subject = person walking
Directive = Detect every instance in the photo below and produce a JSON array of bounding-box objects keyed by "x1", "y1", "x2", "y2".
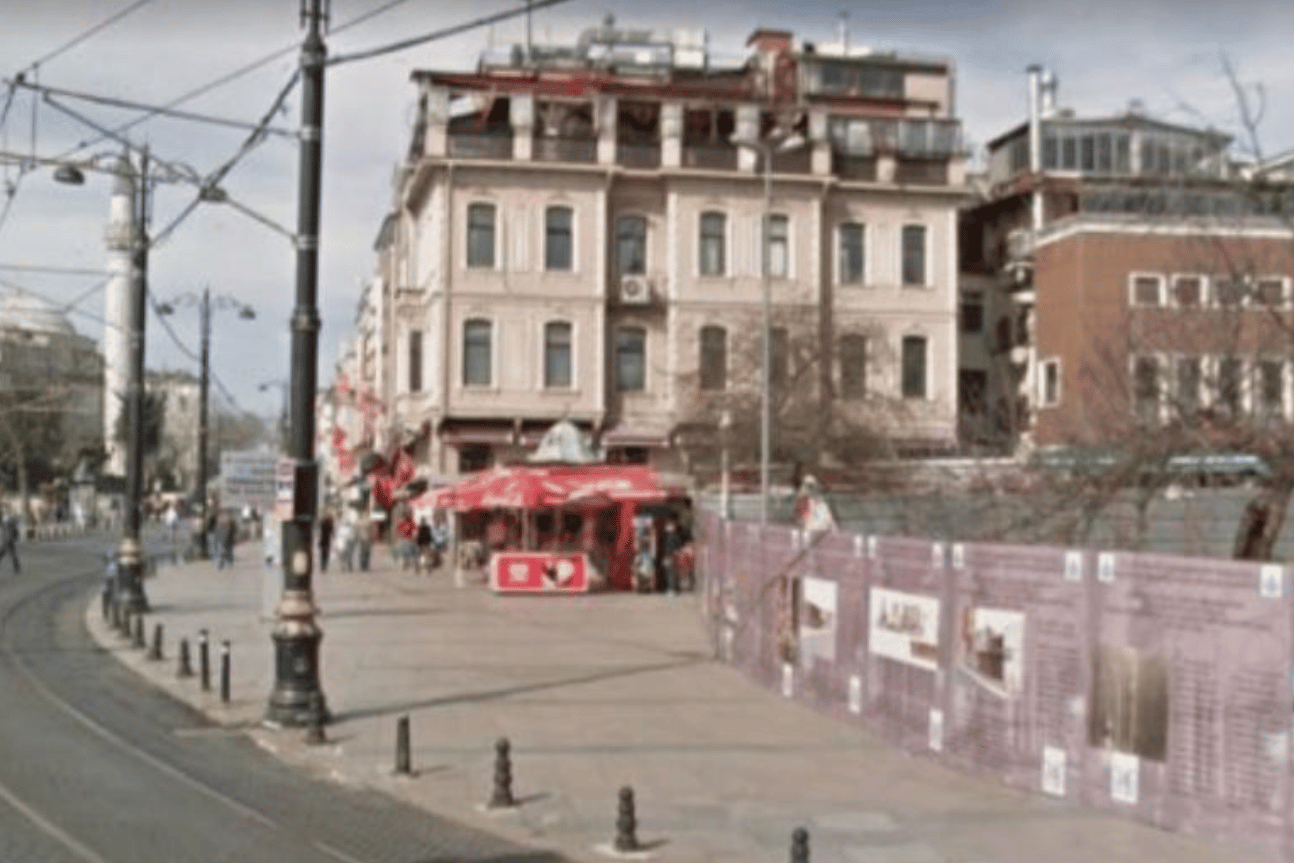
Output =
[
  {"x1": 660, "y1": 517, "x2": 683, "y2": 595},
  {"x1": 0, "y1": 510, "x2": 21, "y2": 574},
  {"x1": 317, "y1": 510, "x2": 335, "y2": 573},
  {"x1": 395, "y1": 510, "x2": 417, "y2": 572},
  {"x1": 356, "y1": 509, "x2": 373, "y2": 572},
  {"x1": 338, "y1": 515, "x2": 356, "y2": 572}
]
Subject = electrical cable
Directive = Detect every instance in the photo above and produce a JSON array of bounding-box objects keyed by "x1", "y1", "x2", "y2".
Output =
[
  {"x1": 331, "y1": 0, "x2": 425, "y2": 34},
  {"x1": 328, "y1": 0, "x2": 575, "y2": 67},
  {"x1": 23, "y1": 0, "x2": 161, "y2": 73}
]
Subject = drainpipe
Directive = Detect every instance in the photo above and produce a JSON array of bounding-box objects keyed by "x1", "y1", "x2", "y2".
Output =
[
  {"x1": 440, "y1": 164, "x2": 455, "y2": 474},
  {"x1": 1026, "y1": 64, "x2": 1043, "y2": 232}
]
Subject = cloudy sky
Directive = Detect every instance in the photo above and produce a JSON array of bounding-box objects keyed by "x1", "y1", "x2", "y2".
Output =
[{"x1": 0, "y1": 0, "x2": 1291, "y2": 425}]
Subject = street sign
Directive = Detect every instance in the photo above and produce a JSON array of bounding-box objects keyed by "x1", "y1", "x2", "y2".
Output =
[
  {"x1": 219, "y1": 450, "x2": 277, "y2": 510},
  {"x1": 275, "y1": 458, "x2": 297, "y2": 522}
]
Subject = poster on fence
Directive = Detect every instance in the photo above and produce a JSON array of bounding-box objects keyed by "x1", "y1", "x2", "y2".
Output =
[
  {"x1": 956, "y1": 606, "x2": 1025, "y2": 699},
  {"x1": 869, "y1": 587, "x2": 940, "y2": 671},
  {"x1": 799, "y1": 575, "x2": 838, "y2": 666}
]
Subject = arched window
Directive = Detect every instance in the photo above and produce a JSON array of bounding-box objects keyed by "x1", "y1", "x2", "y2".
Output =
[
  {"x1": 699, "y1": 212, "x2": 726, "y2": 276},
  {"x1": 615, "y1": 326, "x2": 646, "y2": 392},
  {"x1": 616, "y1": 215, "x2": 647, "y2": 276},
  {"x1": 699, "y1": 325, "x2": 727, "y2": 390},
  {"x1": 544, "y1": 321, "x2": 572, "y2": 388},
  {"x1": 466, "y1": 203, "x2": 496, "y2": 268},
  {"x1": 462, "y1": 318, "x2": 492, "y2": 386},
  {"x1": 545, "y1": 205, "x2": 574, "y2": 271}
]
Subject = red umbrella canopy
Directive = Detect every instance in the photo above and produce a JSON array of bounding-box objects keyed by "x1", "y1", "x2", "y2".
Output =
[{"x1": 425, "y1": 465, "x2": 682, "y2": 512}]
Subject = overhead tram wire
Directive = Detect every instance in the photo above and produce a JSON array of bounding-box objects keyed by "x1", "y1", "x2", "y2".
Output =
[
  {"x1": 45, "y1": 0, "x2": 432, "y2": 165},
  {"x1": 328, "y1": 0, "x2": 576, "y2": 66},
  {"x1": 22, "y1": 0, "x2": 161, "y2": 74}
]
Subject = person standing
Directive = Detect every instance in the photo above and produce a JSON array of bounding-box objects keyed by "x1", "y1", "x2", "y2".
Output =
[
  {"x1": 338, "y1": 515, "x2": 356, "y2": 572},
  {"x1": 318, "y1": 510, "x2": 335, "y2": 573},
  {"x1": 0, "y1": 510, "x2": 20, "y2": 574},
  {"x1": 216, "y1": 511, "x2": 237, "y2": 569},
  {"x1": 356, "y1": 508, "x2": 373, "y2": 572}
]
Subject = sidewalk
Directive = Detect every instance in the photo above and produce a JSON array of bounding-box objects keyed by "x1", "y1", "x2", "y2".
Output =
[{"x1": 87, "y1": 541, "x2": 1272, "y2": 863}]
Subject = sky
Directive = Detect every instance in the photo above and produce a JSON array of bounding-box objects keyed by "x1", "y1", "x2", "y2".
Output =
[{"x1": 0, "y1": 0, "x2": 1291, "y2": 426}]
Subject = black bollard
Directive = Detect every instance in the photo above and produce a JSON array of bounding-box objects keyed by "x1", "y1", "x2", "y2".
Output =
[
  {"x1": 789, "y1": 827, "x2": 809, "y2": 863},
  {"x1": 394, "y1": 715, "x2": 412, "y2": 775},
  {"x1": 118, "y1": 606, "x2": 133, "y2": 639},
  {"x1": 132, "y1": 613, "x2": 146, "y2": 649},
  {"x1": 177, "y1": 637, "x2": 194, "y2": 678},
  {"x1": 109, "y1": 600, "x2": 121, "y2": 632},
  {"x1": 148, "y1": 623, "x2": 164, "y2": 661},
  {"x1": 198, "y1": 629, "x2": 210, "y2": 692},
  {"x1": 219, "y1": 640, "x2": 231, "y2": 704},
  {"x1": 487, "y1": 737, "x2": 516, "y2": 809},
  {"x1": 100, "y1": 586, "x2": 110, "y2": 621},
  {"x1": 614, "y1": 785, "x2": 639, "y2": 853}
]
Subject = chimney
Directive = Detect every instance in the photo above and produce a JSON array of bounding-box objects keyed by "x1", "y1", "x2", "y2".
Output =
[{"x1": 1026, "y1": 64, "x2": 1044, "y2": 232}]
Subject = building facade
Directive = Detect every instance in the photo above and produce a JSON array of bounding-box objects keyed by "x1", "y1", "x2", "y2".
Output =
[
  {"x1": 338, "y1": 20, "x2": 966, "y2": 481},
  {"x1": 959, "y1": 66, "x2": 1294, "y2": 454}
]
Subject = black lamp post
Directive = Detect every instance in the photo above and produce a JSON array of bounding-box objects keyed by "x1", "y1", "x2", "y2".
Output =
[
  {"x1": 265, "y1": 0, "x2": 328, "y2": 728},
  {"x1": 158, "y1": 288, "x2": 255, "y2": 557}
]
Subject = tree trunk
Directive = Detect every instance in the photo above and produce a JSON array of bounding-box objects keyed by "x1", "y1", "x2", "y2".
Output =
[
  {"x1": 1234, "y1": 481, "x2": 1293, "y2": 562},
  {"x1": 0, "y1": 411, "x2": 32, "y2": 530}
]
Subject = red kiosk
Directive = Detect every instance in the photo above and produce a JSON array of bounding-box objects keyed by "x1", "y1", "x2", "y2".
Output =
[{"x1": 425, "y1": 462, "x2": 689, "y2": 593}]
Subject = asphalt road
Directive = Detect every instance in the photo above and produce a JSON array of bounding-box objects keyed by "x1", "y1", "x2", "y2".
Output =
[{"x1": 0, "y1": 532, "x2": 569, "y2": 863}]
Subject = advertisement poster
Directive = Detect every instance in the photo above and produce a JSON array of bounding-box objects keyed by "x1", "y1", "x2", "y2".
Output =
[
  {"x1": 869, "y1": 587, "x2": 940, "y2": 671},
  {"x1": 490, "y1": 553, "x2": 589, "y2": 594},
  {"x1": 957, "y1": 606, "x2": 1026, "y2": 698},
  {"x1": 800, "y1": 575, "x2": 839, "y2": 665}
]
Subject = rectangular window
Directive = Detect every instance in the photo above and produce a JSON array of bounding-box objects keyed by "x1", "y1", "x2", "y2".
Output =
[
  {"x1": 839, "y1": 222, "x2": 865, "y2": 284},
  {"x1": 699, "y1": 212, "x2": 726, "y2": 276},
  {"x1": 463, "y1": 319, "x2": 492, "y2": 386},
  {"x1": 1040, "y1": 357, "x2": 1061, "y2": 407},
  {"x1": 1255, "y1": 277, "x2": 1286, "y2": 308},
  {"x1": 1259, "y1": 360, "x2": 1284, "y2": 420},
  {"x1": 615, "y1": 327, "x2": 646, "y2": 392},
  {"x1": 543, "y1": 321, "x2": 572, "y2": 388},
  {"x1": 1176, "y1": 357, "x2": 1201, "y2": 416},
  {"x1": 901, "y1": 224, "x2": 927, "y2": 286},
  {"x1": 699, "y1": 326, "x2": 727, "y2": 390},
  {"x1": 459, "y1": 444, "x2": 492, "y2": 473},
  {"x1": 1042, "y1": 135, "x2": 1058, "y2": 170},
  {"x1": 616, "y1": 215, "x2": 647, "y2": 276},
  {"x1": 766, "y1": 214, "x2": 789, "y2": 278},
  {"x1": 1218, "y1": 357, "x2": 1243, "y2": 415},
  {"x1": 1080, "y1": 135, "x2": 1096, "y2": 171},
  {"x1": 1061, "y1": 135, "x2": 1077, "y2": 170},
  {"x1": 1114, "y1": 135, "x2": 1131, "y2": 173},
  {"x1": 960, "y1": 292, "x2": 983, "y2": 333},
  {"x1": 466, "y1": 203, "x2": 496, "y2": 268},
  {"x1": 407, "y1": 330, "x2": 422, "y2": 393},
  {"x1": 900, "y1": 335, "x2": 927, "y2": 399},
  {"x1": 1133, "y1": 356, "x2": 1160, "y2": 424},
  {"x1": 770, "y1": 327, "x2": 789, "y2": 388},
  {"x1": 545, "y1": 206, "x2": 573, "y2": 271},
  {"x1": 1213, "y1": 277, "x2": 1244, "y2": 309},
  {"x1": 1096, "y1": 133, "x2": 1113, "y2": 173},
  {"x1": 840, "y1": 334, "x2": 867, "y2": 399},
  {"x1": 1172, "y1": 275, "x2": 1202, "y2": 307},
  {"x1": 1130, "y1": 274, "x2": 1163, "y2": 306}
]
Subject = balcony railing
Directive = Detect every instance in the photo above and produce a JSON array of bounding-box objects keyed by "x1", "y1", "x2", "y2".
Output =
[
  {"x1": 616, "y1": 142, "x2": 661, "y2": 169},
  {"x1": 894, "y1": 158, "x2": 949, "y2": 186},
  {"x1": 448, "y1": 133, "x2": 512, "y2": 160},
  {"x1": 682, "y1": 143, "x2": 738, "y2": 171},
  {"x1": 768, "y1": 148, "x2": 812, "y2": 174},
  {"x1": 832, "y1": 154, "x2": 878, "y2": 181},
  {"x1": 533, "y1": 136, "x2": 597, "y2": 164}
]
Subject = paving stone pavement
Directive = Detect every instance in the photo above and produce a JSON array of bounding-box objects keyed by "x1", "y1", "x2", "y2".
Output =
[{"x1": 87, "y1": 540, "x2": 1277, "y2": 863}]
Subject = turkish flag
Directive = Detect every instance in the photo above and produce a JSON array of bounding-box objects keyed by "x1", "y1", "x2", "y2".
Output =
[{"x1": 392, "y1": 448, "x2": 416, "y2": 487}]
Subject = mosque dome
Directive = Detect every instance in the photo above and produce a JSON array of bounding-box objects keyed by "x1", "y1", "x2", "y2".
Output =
[{"x1": 0, "y1": 291, "x2": 77, "y2": 337}]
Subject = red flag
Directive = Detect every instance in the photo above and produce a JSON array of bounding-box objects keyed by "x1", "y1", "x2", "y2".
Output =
[
  {"x1": 392, "y1": 448, "x2": 416, "y2": 487},
  {"x1": 372, "y1": 475, "x2": 395, "y2": 509}
]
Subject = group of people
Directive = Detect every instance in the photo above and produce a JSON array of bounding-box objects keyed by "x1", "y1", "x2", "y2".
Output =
[
  {"x1": 634, "y1": 514, "x2": 692, "y2": 594},
  {"x1": 315, "y1": 509, "x2": 379, "y2": 573},
  {"x1": 393, "y1": 510, "x2": 448, "y2": 575}
]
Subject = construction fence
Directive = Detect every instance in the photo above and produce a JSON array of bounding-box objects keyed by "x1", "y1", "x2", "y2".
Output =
[{"x1": 696, "y1": 511, "x2": 1294, "y2": 858}]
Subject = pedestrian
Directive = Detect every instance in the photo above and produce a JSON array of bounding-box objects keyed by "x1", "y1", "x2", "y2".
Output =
[
  {"x1": 338, "y1": 515, "x2": 356, "y2": 572},
  {"x1": 395, "y1": 510, "x2": 417, "y2": 571},
  {"x1": 356, "y1": 508, "x2": 373, "y2": 572},
  {"x1": 318, "y1": 510, "x2": 335, "y2": 572},
  {"x1": 0, "y1": 509, "x2": 20, "y2": 574},
  {"x1": 414, "y1": 517, "x2": 434, "y2": 574},
  {"x1": 215, "y1": 511, "x2": 237, "y2": 569},
  {"x1": 164, "y1": 502, "x2": 178, "y2": 544},
  {"x1": 660, "y1": 517, "x2": 683, "y2": 595}
]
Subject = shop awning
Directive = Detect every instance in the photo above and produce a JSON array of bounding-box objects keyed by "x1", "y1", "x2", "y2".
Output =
[{"x1": 423, "y1": 464, "x2": 688, "y2": 512}]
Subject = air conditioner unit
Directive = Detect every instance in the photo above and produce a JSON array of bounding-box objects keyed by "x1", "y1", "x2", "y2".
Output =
[
  {"x1": 1006, "y1": 228, "x2": 1034, "y2": 263},
  {"x1": 619, "y1": 275, "x2": 651, "y2": 304}
]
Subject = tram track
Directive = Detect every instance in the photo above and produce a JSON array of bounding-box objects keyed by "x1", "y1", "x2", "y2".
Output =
[{"x1": 0, "y1": 539, "x2": 566, "y2": 863}]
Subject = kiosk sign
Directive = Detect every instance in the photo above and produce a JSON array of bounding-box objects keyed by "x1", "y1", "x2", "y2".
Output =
[
  {"x1": 490, "y1": 553, "x2": 589, "y2": 593},
  {"x1": 220, "y1": 450, "x2": 276, "y2": 510}
]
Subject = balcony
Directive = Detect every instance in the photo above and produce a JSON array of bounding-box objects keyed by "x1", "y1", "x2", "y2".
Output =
[
  {"x1": 447, "y1": 133, "x2": 512, "y2": 160},
  {"x1": 682, "y1": 143, "x2": 738, "y2": 171},
  {"x1": 533, "y1": 136, "x2": 597, "y2": 164},
  {"x1": 768, "y1": 148, "x2": 812, "y2": 175},
  {"x1": 616, "y1": 142, "x2": 661, "y2": 169},
  {"x1": 894, "y1": 158, "x2": 949, "y2": 186},
  {"x1": 832, "y1": 153, "x2": 878, "y2": 181}
]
